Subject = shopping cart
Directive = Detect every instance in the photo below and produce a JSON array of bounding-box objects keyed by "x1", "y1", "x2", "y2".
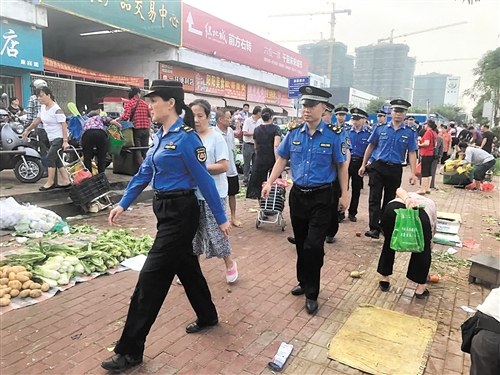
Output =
[
  {"x1": 256, "y1": 172, "x2": 289, "y2": 231},
  {"x1": 58, "y1": 147, "x2": 113, "y2": 213}
]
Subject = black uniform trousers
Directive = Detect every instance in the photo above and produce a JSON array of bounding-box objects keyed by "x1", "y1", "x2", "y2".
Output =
[
  {"x1": 348, "y1": 158, "x2": 364, "y2": 217},
  {"x1": 326, "y1": 179, "x2": 340, "y2": 238},
  {"x1": 289, "y1": 184, "x2": 333, "y2": 301},
  {"x1": 377, "y1": 201, "x2": 432, "y2": 284},
  {"x1": 114, "y1": 193, "x2": 218, "y2": 358},
  {"x1": 367, "y1": 161, "x2": 403, "y2": 232}
]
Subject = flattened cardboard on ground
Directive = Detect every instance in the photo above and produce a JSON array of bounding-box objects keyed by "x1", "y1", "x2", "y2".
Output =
[
  {"x1": 436, "y1": 211, "x2": 461, "y2": 235},
  {"x1": 328, "y1": 304, "x2": 437, "y2": 375}
]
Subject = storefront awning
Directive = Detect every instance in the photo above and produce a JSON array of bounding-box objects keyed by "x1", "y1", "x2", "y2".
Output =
[
  {"x1": 224, "y1": 98, "x2": 246, "y2": 108},
  {"x1": 185, "y1": 93, "x2": 225, "y2": 108},
  {"x1": 282, "y1": 107, "x2": 298, "y2": 117},
  {"x1": 265, "y1": 105, "x2": 283, "y2": 113}
]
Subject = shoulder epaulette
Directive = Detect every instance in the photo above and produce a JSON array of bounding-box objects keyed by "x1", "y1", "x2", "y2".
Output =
[
  {"x1": 377, "y1": 123, "x2": 385, "y2": 127},
  {"x1": 365, "y1": 126, "x2": 372, "y2": 134},
  {"x1": 286, "y1": 122, "x2": 301, "y2": 132},
  {"x1": 409, "y1": 125, "x2": 417, "y2": 132},
  {"x1": 327, "y1": 123, "x2": 342, "y2": 134},
  {"x1": 181, "y1": 124, "x2": 194, "y2": 133}
]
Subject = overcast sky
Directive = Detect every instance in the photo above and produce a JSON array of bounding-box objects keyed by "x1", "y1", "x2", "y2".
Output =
[{"x1": 187, "y1": 0, "x2": 500, "y2": 111}]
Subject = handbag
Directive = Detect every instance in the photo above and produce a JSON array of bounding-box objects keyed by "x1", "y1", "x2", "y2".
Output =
[{"x1": 390, "y1": 208, "x2": 425, "y2": 252}]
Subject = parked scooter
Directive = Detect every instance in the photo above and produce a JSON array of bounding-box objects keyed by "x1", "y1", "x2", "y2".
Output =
[{"x1": 0, "y1": 109, "x2": 43, "y2": 183}]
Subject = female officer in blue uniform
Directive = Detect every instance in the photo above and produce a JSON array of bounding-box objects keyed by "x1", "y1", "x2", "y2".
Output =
[
  {"x1": 262, "y1": 86, "x2": 348, "y2": 315},
  {"x1": 358, "y1": 99, "x2": 418, "y2": 239},
  {"x1": 101, "y1": 80, "x2": 232, "y2": 373}
]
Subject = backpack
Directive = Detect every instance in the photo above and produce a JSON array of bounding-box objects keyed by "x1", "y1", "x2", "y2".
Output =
[{"x1": 434, "y1": 135, "x2": 444, "y2": 160}]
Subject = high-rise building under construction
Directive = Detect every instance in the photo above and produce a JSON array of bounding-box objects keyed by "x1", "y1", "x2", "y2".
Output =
[
  {"x1": 353, "y1": 43, "x2": 416, "y2": 101},
  {"x1": 298, "y1": 41, "x2": 354, "y2": 88}
]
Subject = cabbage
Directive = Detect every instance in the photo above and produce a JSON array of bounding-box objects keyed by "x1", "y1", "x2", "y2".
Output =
[
  {"x1": 57, "y1": 272, "x2": 70, "y2": 285},
  {"x1": 35, "y1": 266, "x2": 61, "y2": 280},
  {"x1": 74, "y1": 263, "x2": 84, "y2": 274},
  {"x1": 38, "y1": 276, "x2": 58, "y2": 288},
  {"x1": 64, "y1": 256, "x2": 80, "y2": 266}
]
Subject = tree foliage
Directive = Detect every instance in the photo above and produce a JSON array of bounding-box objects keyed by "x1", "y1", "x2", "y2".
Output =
[
  {"x1": 365, "y1": 98, "x2": 387, "y2": 114},
  {"x1": 471, "y1": 96, "x2": 489, "y2": 125},
  {"x1": 465, "y1": 47, "x2": 500, "y2": 127},
  {"x1": 431, "y1": 105, "x2": 464, "y2": 121}
]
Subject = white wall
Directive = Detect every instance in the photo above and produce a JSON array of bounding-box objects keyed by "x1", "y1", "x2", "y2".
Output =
[{"x1": 0, "y1": 0, "x2": 48, "y2": 28}]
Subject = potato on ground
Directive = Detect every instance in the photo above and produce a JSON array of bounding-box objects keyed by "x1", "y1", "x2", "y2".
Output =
[
  {"x1": 19, "y1": 290, "x2": 31, "y2": 298},
  {"x1": 29, "y1": 290, "x2": 42, "y2": 298},
  {"x1": 0, "y1": 297, "x2": 10, "y2": 306}
]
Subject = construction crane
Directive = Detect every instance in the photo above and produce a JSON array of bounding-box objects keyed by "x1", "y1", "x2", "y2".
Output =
[
  {"x1": 269, "y1": 3, "x2": 351, "y2": 42},
  {"x1": 269, "y1": 3, "x2": 352, "y2": 81},
  {"x1": 377, "y1": 21, "x2": 467, "y2": 44}
]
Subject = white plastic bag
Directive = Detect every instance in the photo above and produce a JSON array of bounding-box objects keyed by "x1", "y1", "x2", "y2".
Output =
[{"x1": 0, "y1": 197, "x2": 23, "y2": 229}]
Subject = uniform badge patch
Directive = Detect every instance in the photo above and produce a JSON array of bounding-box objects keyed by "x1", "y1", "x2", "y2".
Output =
[
  {"x1": 320, "y1": 143, "x2": 331, "y2": 148},
  {"x1": 401, "y1": 135, "x2": 408, "y2": 139},
  {"x1": 165, "y1": 144, "x2": 177, "y2": 150},
  {"x1": 346, "y1": 137, "x2": 352, "y2": 147},
  {"x1": 341, "y1": 142, "x2": 346, "y2": 155},
  {"x1": 195, "y1": 146, "x2": 207, "y2": 163},
  {"x1": 292, "y1": 141, "x2": 301, "y2": 145},
  {"x1": 381, "y1": 132, "x2": 387, "y2": 136}
]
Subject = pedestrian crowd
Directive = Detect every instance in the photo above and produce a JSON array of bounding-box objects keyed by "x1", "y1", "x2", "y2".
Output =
[{"x1": 10, "y1": 79, "x2": 498, "y2": 374}]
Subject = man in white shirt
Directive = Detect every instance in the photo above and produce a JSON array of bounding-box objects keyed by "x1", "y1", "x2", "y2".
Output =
[
  {"x1": 215, "y1": 110, "x2": 243, "y2": 228},
  {"x1": 238, "y1": 103, "x2": 250, "y2": 125},
  {"x1": 242, "y1": 106, "x2": 262, "y2": 185},
  {"x1": 458, "y1": 142, "x2": 495, "y2": 191},
  {"x1": 469, "y1": 287, "x2": 500, "y2": 375}
]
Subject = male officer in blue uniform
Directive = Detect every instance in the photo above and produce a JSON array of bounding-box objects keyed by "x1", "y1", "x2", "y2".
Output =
[
  {"x1": 358, "y1": 99, "x2": 418, "y2": 239},
  {"x1": 322, "y1": 102, "x2": 335, "y2": 123},
  {"x1": 334, "y1": 106, "x2": 349, "y2": 129},
  {"x1": 262, "y1": 86, "x2": 348, "y2": 314},
  {"x1": 376, "y1": 110, "x2": 387, "y2": 126},
  {"x1": 347, "y1": 108, "x2": 371, "y2": 222}
]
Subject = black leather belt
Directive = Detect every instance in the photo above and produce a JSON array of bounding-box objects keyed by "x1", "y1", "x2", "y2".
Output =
[
  {"x1": 244, "y1": 142, "x2": 254, "y2": 145},
  {"x1": 351, "y1": 156, "x2": 363, "y2": 161},
  {"x1": 154, "y1": 189, "x2": 195, "y2": 199},
  {"x1": 379, "y1": 161, "x2": 401, "y2": 167},
  {"x1": 293, "y1": 183, "x2": 331, "y2": 194}
]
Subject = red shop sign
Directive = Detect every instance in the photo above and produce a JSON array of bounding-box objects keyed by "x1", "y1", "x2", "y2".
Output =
[
  {"x1": 194, "y1": 72, "x2": 225, "y2": 96},
  {"x1": 182, "y1": 4, "x2": 308, "y2": 78}
]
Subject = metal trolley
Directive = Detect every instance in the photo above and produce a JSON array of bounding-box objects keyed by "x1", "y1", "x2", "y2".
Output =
[
  {"x1": 58, "y1": 147, "x2": 113, "y2": 213},
  {"x1": 255, "y1": 174, "x2": 289, "y2": 231}
]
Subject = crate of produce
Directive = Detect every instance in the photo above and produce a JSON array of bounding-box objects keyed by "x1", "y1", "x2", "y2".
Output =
[{"x1": 69, "y1": 173, "x2": 111, "y2": 206}]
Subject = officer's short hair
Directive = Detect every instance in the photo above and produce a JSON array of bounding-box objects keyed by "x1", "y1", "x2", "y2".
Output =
[{"x1": 253, "y1": 106, "x2": 262, "y2": 115}]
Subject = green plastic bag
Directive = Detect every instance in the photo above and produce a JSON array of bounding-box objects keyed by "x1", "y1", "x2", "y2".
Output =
[{"x1": 390, "y1": 208, "x2": 425, "y2": 252}]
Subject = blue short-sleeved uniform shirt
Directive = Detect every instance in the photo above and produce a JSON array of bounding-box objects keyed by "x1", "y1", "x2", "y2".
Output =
[
  {"x1": 277, "y1": 120, "x2": 348, "y2": 187},
  {"x1": 368, "y1": 122, "x2": 418, "y2": 164},
  {"x1": 118, "y1": 118, "x2": 227, "y2": 224},
  {"x1": 348, "y1": 126, "x2": 372, "y2": 158}
]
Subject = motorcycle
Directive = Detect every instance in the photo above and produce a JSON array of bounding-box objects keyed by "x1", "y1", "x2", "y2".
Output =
[{"x1": 0, "y1": 109, "x2": 44, "y2": 183}]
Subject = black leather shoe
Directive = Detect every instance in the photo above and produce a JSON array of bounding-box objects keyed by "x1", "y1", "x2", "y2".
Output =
[
  {"x1": 101, "y1": 354, "x2": 142, "y2": 372},
  {"x1": 348, "y1": 214, "x2": 357, "y2": 222},
  {"x1": 325, "y1": 236, "x2": 336, "y2": 243},
  {"x1": 186, "y1": 319, "x2": 218, "y2": 333},
  {"x1": 338, "y1": 215, "x2": 345, "y2": 223},
  {"x1": 379, "y1": 281, "x2": 390, "y2": 292},
  {"x1": 291, "y1": 285, "x2": 305, "y2": 296},
  {"x1": 365, "y1": 230, "x2": 380, "y2": 239},
  {"x1": 305, "y1": 299, "x2": 318, "y2": 315},
  {"x1": 287, "y1": 237, "x2": 296, "y2": 245}
]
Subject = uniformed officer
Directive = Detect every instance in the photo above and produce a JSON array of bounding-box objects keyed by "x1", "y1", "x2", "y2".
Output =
[
  {"x1": 326, "y1": 105, "x2": 351, "y2": 239},
  {"x1": 358, "y1": 99, "x2": 418, "y2": 239},
  {"x1": 322, "y1": 102, "x2": 335, "y2": 123},
  {"x1": 375, "y1": 110, "x2": 385, "y2": 123},
  {"x1": 262, "y1": 86, "x2": 348, "y2": 315},
  {"x1": 346, "y1": 108, "x2": 371, "y2": 222},
  {"x1": 102, "y1": 80, "x2": 232, "y2": 373},
  {"x1": 334, "y1": 106, "x2": 349, "y2": 129}
]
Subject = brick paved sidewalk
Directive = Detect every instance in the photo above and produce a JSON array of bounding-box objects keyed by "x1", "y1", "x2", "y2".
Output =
[{"x1": 1, "y1": 170, "x2": 498, "y2": 375}]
